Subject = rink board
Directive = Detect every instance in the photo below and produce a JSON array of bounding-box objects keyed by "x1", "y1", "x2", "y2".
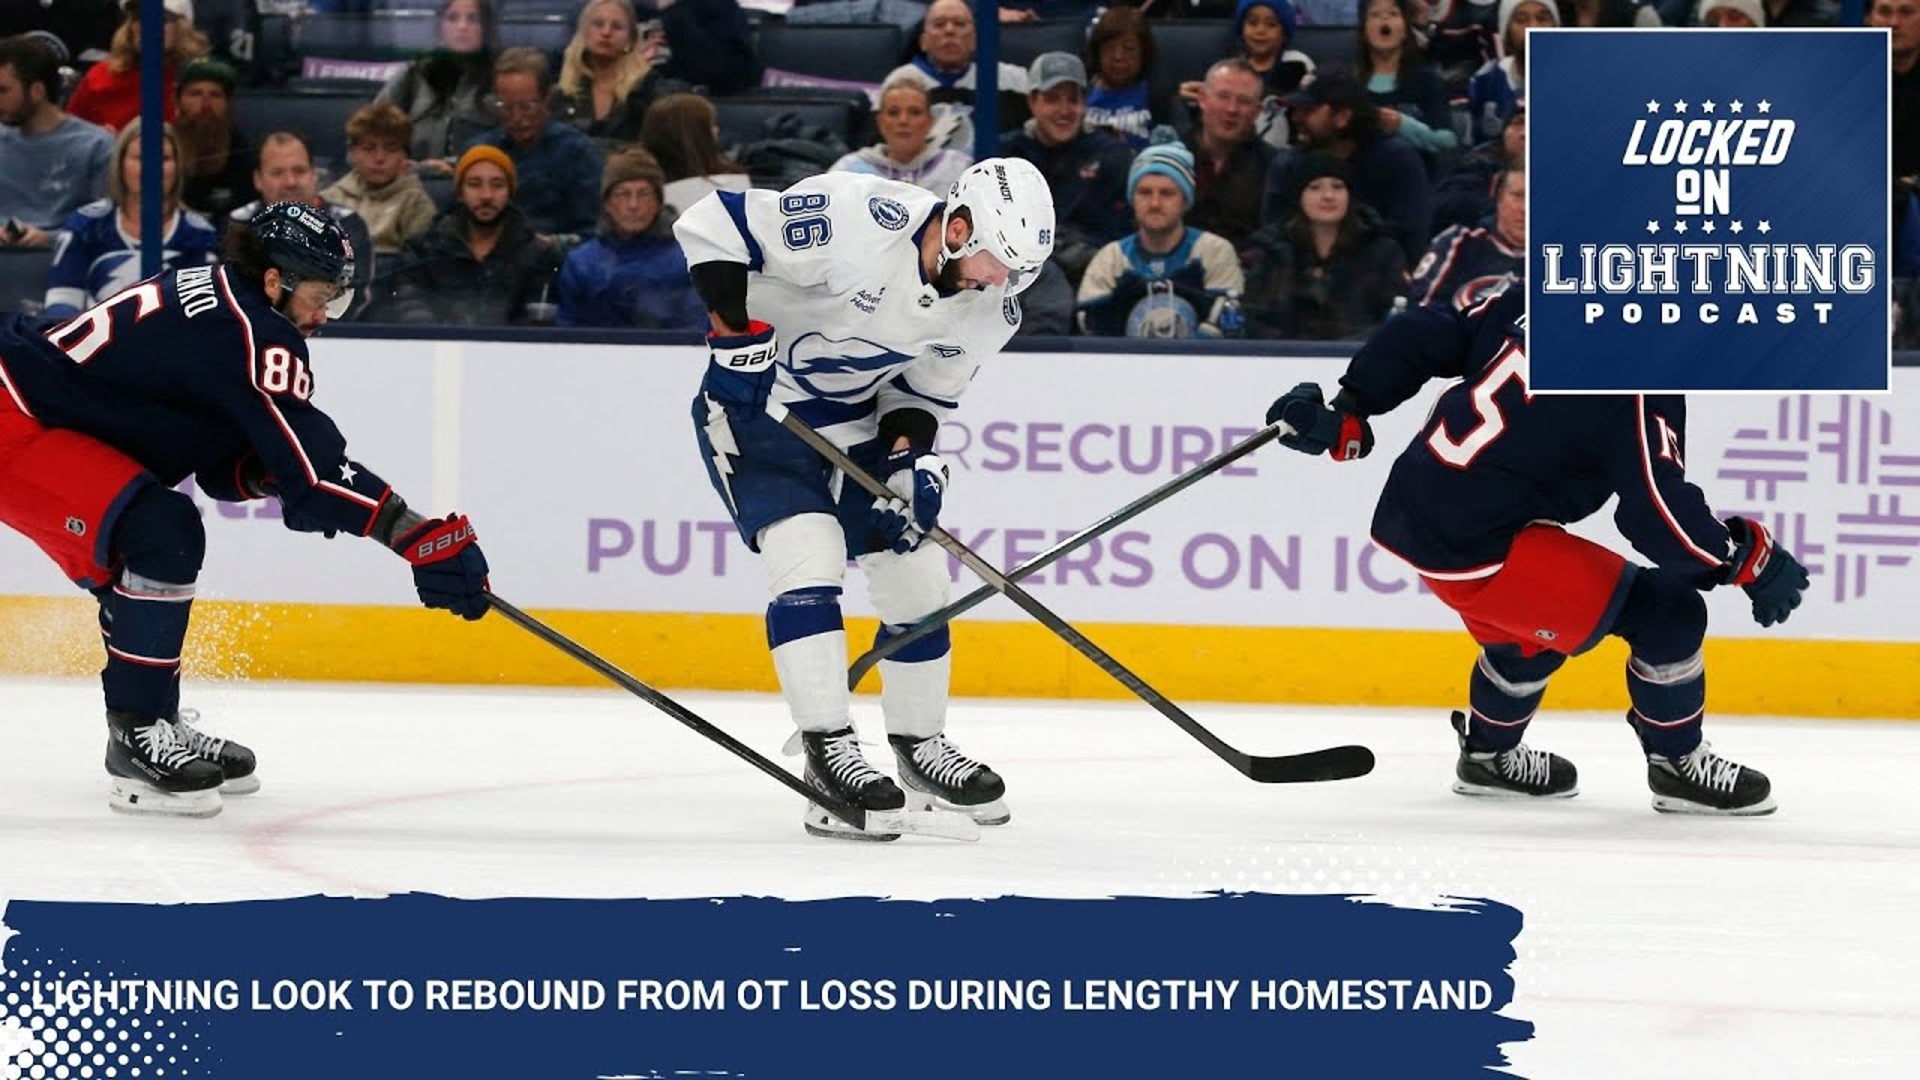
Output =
[{"x1": 0, "y1": 340, "x2": 1914, "y2": 716}]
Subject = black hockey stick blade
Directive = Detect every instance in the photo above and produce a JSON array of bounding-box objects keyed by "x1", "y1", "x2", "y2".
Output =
[
  {"x1": 775, "y1": 406, "x2": 1371, "y2": 785},
  {"x1": 1240, "y1": 744, "x2": 1376, "y2": 784}
]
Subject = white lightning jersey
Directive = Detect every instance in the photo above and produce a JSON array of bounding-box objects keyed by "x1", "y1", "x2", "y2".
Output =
[{"x1": 674, "y1": 172, "x2": 1022, "y2": 448}]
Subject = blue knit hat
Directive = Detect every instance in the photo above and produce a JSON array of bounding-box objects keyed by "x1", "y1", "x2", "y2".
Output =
[
  {"x1": 1128, "y1": 142, "x2": 1196, "y2": 205},
  {"x1": 1235, "y1": 0, "x2": 1299, "y2": 43}
]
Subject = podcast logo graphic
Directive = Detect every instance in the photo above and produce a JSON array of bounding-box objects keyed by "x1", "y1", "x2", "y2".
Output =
[{"x1": 1527, "y1": 30, "x2": 1890, "y2": 393}]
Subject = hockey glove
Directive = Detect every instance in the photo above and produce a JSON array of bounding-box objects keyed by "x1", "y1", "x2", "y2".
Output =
[
  {"x1": 395, "y1": 514, "x2": 490, "y2": 621},
  {"x1": 1724, "y1": 516, "x2": 1808, "y2": 628},
  {"x1": 700, "y1": 321, "x2": 780, "y2": 409},
  {"x1": 870, "y1": 447, "x2": 949, "y2": 554},
  {"x1": 1265, "y1": 383, "x2": 1374, "y2": 461}
]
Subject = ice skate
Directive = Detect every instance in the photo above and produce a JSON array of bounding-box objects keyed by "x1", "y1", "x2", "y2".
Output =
[
  {"x1": 801, "y1": 727, "x2": 907, "y2": 841},
  {"x1": 1647, "y1": 741, "x2": 1775, "y2": 816},
  {"x1": 890, "y1": 732, "x2": 1009, "y2": 825},
  {"x1": 105, "y1": 710, "x2": 224, "y2": 818},
  {"x1": 1450, "y1": 711, "x2": 1577, "y2": 799},
  {"x1": 173, "y1": 708, "x2": 260, "y2": 795}
]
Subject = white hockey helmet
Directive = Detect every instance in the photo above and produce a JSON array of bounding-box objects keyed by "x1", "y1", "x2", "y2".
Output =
[{"x1": 940, "y1": 157, "x2": 1056, "y2": 295}]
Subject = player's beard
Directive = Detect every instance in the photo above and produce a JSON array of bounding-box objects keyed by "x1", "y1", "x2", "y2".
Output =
[
  {"x1": 174, "y1": 112, "x2": 231, "y2": 176},
  {"x1": 932, "y1": 255, "x2": 968, "y2": 294}
]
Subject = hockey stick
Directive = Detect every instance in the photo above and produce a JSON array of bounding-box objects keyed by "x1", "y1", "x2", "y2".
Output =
[
  {"x1": 847, "y1": 420, "x2": 1292, "y2": 690},
  {"x1": 484, "y1": 593, "x2": 978, "y2": 840},
  {"x1": 774, "y1": 407, "x2": 1374, "y2": 785}
]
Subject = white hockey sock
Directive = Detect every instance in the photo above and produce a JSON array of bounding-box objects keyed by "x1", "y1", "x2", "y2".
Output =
[
  {"x1": 879, "y1": 652, "x2": 951, "y2": 740},
  {"x1": 772, "y1": 629, "x2": 852, "y2": 733}
]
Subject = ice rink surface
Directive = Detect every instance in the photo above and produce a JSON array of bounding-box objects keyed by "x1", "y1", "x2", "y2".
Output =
[{"x1": 0, "y1": 675, "x2": 1915, "y2": 1077}]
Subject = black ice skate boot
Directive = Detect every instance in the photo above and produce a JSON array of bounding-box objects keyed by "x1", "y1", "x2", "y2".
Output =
[
  {"x1": 1450, "y1": 711, "x2": 1578, "y2": 799},
  {"x1": 172, "y1": 708, "x2": 260, "y2": 795},
  {"x1": 105, "y1": 710, "x2": 225, "y2": 818},
  {"x1": 889, "y1": 732, "x2": 1009, "y2": 826},
  {"x1": 801, "y1": 727, "x2": 907, "y2": 841},
  {"x1": 1646, "y1": 740, "x2": 1775, "y2": 816}
]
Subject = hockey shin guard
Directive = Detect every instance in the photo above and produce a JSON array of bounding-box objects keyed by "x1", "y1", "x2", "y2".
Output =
[
  {"x1": 100, "y1": 487, "x2": 203, "y2": 721},
  {"x1": 767, "y1": 586, "x2": 851, "y2": 733},
  {"x1": 1466, "y1": 645, "x2": 1565, "y2": 752},
  {"x1": 1612, "y1": 572, "x2": 1709, "y2": 758}
]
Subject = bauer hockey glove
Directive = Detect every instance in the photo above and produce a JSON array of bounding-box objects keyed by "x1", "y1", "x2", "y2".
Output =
[
  {"x1": 395, "y1": 514, "x2": 490, "y2": 621},
  {"x1": 1724, "y1": 516, "x2": 1808, "y2": 628},
  {"x1": 871, "y1": 447, "x2": 949, "y2": 554},
  {"x1": 1266, "y1": 383, "x2": 1374, "y2": 461},
  {"x1": 701, "y1": 321, "x2": 780, "y2": 409}
]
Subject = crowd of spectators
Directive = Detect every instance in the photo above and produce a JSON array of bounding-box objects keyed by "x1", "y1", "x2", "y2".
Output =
[{"x1": 0, "y1": 0, "x2": 1915, "y2": 344}]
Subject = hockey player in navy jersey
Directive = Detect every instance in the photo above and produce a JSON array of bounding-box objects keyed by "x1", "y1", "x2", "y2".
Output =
[
  {"x1": 676, "y1": 159, "x2": 1055, "y2": 840},
  {"x1": 1266, "y1": 280, "x2": 1807, "y2": 815},
  {"x1": 0, "y1": 202, "x2": 491, "y2": 819}
]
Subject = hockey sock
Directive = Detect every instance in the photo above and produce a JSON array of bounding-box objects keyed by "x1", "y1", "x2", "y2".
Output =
[
  {"x1": 876, "y1": 623, "x2": 951, "y2": 740},
  {"x1": 1465, "y1": 645, "x2": 1565, "y2": 752},
  {"x1": 100, "y1": 486, "x2": 202, "y2": 722},
  {"x1": 767, "y1": 586, "x2": 850, "y2": 732},
  {"x1": 1610, "y1": 571, "x2": 1709, "y2": 758}
]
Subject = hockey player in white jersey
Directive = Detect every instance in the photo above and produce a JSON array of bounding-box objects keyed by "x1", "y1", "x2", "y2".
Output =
[{"x1": 676, "y1": 159, "x2": 1055, "y2": 840}]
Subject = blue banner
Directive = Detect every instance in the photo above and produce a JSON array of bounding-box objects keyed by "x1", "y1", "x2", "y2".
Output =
[
  {"x1": 1528, "y1": 29, "x2": 1890, "y2": 393},
  {"x1": 0, "y1": 893, "x2": 1532, "y2": 1078}
]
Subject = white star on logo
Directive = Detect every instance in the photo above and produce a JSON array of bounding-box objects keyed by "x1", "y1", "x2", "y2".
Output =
[
  {"x1": 1701, "y1": 220, "x2": 1716, "y2": 234},
  {"x1": 1646, "y1": 99, "x2": 1660, "y2": 113},
  {"x1": 1674, "y1": 221, "x2": 1688, "y2": 234},
  {"x1": 1758, "y1": 220, "x2": 1773, "y2": 234},
  {"x1": 1757, "y1": 100, "x2": 1772, "y2": 114},
  {"x1": 1702, "y1": 100, "x2": 1717, "y2": 113},
  {"x1": 1730, "y1": 220, "x2": 1744, "y2": 233},
  {"x1": 339, "y1": 462, "x2": 357, "y2": 483},
  {"x1": 1673, "y1": 100, "x2": 1689, "y2": 114},
  {"x1": 1647, "y1": 220, "x2": 1661, "y2": 234},
  {"x1": 1729, "y1": 99, "x2": 1744, "y2": 113}
]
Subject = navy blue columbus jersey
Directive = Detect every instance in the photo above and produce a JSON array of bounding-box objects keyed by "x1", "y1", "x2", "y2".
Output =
[
  {"x1": 1345, "y1": 286, "x2": 1736, "y2": 589},
  {"x1": 0, "y1": 265, "x2": 395, "y2": 537}
]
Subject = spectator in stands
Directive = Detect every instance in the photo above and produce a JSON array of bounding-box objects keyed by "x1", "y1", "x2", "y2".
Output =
[
  {"x1": 1874, "y1": 0, "x2": 1920, "y2": 180},
  {"x1": 1424, "y1": 0, "x2": 1498, "y2": 104},
  {"x1": 555, "y1": 148, "x2": 704, "y2": 329},
  {"x1": 1407, "y1": 164, "x2": 1523, "y2": 311},
  {"x1": 0, "y1": 34, "x2": 113, "y2": 249},
  {"x1": 68, "y1": 0, "x2": 210, "y2": 133},
  {"x1": 831, "y1": 77, "x2": 974, "y2": 194},
  {"x1": 1356, "y1": 0, "x2": 1459, "y2": 161},
  {"x1": 1084, "y1": 6, "x2": 1161, "y2": 149},
  {"x1": 1556, "y1": 0, "x2": 1663, "y2": 25},
  {"x1": 44, "y1": 119, "x2": 218, "y2": 317},
  {"x1": 1181, "y1": 0, "x2": 1311, "y2": 117},
  {"x1": 1696, "y1": 0, "x2": 1764, "y2": 21},
  {"x1": 1270, "y1": 70, "x2": 1433, "y2": 262},
  {"x1": 641, "y1": 93, "x2": 751, "y2": 215},
  {"x1": 657, "y1": 0, "x2": 762, "y2": 97},
  {"x1": 322, "y1": 102, "x2": 438, "y2": 256},
  {"x1": 551, "y1": 0, "x2": 684, "y2": 146},
  {"x1": 999, "y1": 52, "x2": 1135, "y2": 286},
  {"x1": 378, "y1": 144, "x2": 563, "y2": 326},
  {"x1": 1241, "y1": 151, "x2": 1406, "y2": 339},
  {"x1": 1181, "y1": 60, "x2": 1275, "y2": 252},
  {"x1": 1467, "y1": 0, "x2": 1556, "y2": 143},
  {"x1": 0, "y1": 0, "x2": 119, "y2": 63},
  {"x1": 1433, "y1": 101, "x2": 1523, "y2": 231},
  {"x1": 377, "y1": 0, "x2": 498, "y2": 169},
  {"x1": 884, "y1": 0, "x2": 1030, "y2": 153},
  {"x1": 174, "y1": 58, "x2": 255, "y2": 221},
  {"x1": 467, "y1": 47, "x2": 603, "y2": 239},
  {"x1": 227, "y1": 131, "x2": 376, "y2": 318},
  {"x1": 1078, "y1": 143, "x2": 1245, "y2": 338}
]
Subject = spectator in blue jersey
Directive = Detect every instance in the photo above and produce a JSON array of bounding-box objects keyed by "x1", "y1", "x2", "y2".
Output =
[
  {"x1": 998, "y1": 53, "x2": 1136, "y2": 287},
  {"x1": 1084, "y1": 6, "x2": 1161, "y2": 149},
  {"x1": 377, "y1": 0, "x2": 498, "y2": 168},
  {"x1": 1355, "y1": 0, "x2": 1459, "y2": 164},
  {"x1": 1269, "y1": 69, "x2": 1433, "y2": 262},
  {"x1": 1407, "y1": 163, "x2": 1523, "y2": 312},
  {"x1": 883, "y1": 0, "x2": 1031, "y2": 152},
  {"x1": 0, "y1": 34, "x2": 113, "y2": 250},
  {"x1": 173, "y1": 58, "x2": 256, "y2": 222},
  {"x1": 1182, "y1": 60, "x2": 1277, "y2": 252},
  {"x1": 467, "y1": 47, "x2": 603, "y2": 240},
  {"x1": 1077, "y1": 142, "x2": 1246, "y2": 338},
  {"x1": 1467, "y1": 0, "x2": 1557, "y2": 144},
  {"x1": 831, "y1": 78, "x2": 975, "y2": 196},
  {"x1": 225, "y1": 132, "x2": 375, "y2": 321},
  {"x1": 555, "y1": 148, "x2": 704, "y2": 330},
  {"x1": 378, "y1": 145, "x2": 562, "y2": 327},
  {"x1": 44, "y1": 120, "x2": 219, "y2": 318},
  {"x1": 1434, "y1": 101, "x2": 1523, "y2": 231},
  {"x1": 1242, "y1": 151, "x2": 1406, "y2": 339}
]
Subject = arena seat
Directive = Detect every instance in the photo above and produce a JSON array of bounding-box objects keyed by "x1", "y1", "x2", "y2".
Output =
[
  {"x1": 998, "y1": 19, "x2": 1089, "y2": 68},
  {"x1": 232, "y1": 89, "x2": 370, "y2": 179},
  {"x1": 0, "y1": 248, "x2": 54, "y2": 316},
  {"x1": 714, "y1": 95, "x2": 860, "y2": 151},
  {"x1": 753, "y1": 23, "x2": 904, "y2": 85},
  {"x1": 1291, "y1": 24, "x2": 1358, "y2": 71},
  {"x1": 1147, "y1": 19, "x2": 1237, "y2": 103}
]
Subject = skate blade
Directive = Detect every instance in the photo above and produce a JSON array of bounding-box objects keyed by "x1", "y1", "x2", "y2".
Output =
[
  {"x1": 107, "y1": 779, "x2": 223, "y2": 819},
  {"x1": 803, "y1": 803, "x2": 979, "y2": 842},
  {"x1": 905, "y1": 789, "x2": 1011, "y2": 826},
  {"x1": 221, "y1": 774, "x2": 261, "y2": 796},
  {"x1": 1451, "y1": 780, "x2": 1578, "y2": 800},
  {"x1": 1651, "y1": 793, "x2": 1777, "y2": 816}
]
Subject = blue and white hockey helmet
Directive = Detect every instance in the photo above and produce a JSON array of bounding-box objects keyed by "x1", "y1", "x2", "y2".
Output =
[{"x1": 942, "y1": 157, "x2": 1056, "y2": 295}]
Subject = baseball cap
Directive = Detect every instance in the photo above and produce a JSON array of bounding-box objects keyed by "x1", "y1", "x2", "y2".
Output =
[
  {"x1": 1027, "y1": 52, "x2": 1087, "y2": 94},
  {"x1": 1283, "y1": 70, "x2": 1367, "y2": 113}
]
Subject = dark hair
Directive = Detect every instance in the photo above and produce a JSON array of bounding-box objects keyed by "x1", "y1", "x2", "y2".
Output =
[
  {"x1": 0, "y1": 34, "x2": 61, "y2": 98},
  {"x1": 439, "y1": 0, "x2": 499, "y2": 53},
  {"x1": 640, "y1": 93, "x2": 740, "y2": 181},
  {"x1": 221, "y1": 222, "x2": 273, "y2": 290},
  {"x1": 1086, "y1": 7, "x2": 1155, "y2": 87},
  {"x1": 1354, "y1": 0, "x2": 1428, "y2": 83}
]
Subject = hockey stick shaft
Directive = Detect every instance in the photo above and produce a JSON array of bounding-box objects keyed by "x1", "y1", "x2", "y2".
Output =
[
  {"x1": 776, "y1": 408, "x2": 1370, "y2": 784},
  {"x1": 847, "y1": 421, "x2": 1291, "y2": 689},
  {"x1": 484, "y1": 593, "x2": 869, "y2": 830}
]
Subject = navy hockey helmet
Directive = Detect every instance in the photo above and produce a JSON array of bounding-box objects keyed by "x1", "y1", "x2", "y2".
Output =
[{"x1": 250, "y1": 201, "x2": 356, "y2": 317}]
